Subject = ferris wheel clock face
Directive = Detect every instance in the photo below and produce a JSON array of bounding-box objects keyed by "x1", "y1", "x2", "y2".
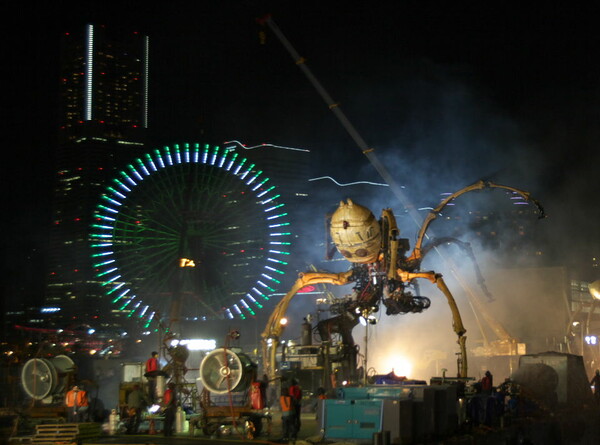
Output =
[{"x1": 91, "y1": 143, "x2": 292, "y2": 327}]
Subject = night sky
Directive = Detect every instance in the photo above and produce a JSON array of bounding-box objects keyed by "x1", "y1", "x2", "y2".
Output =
[{"x1": 2, "y1": 1, "x2": 600, "y2": 313}]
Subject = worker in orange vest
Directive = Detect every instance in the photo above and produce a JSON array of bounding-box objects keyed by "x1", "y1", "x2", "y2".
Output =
[
  {"x1": 279, "y1": 387, "x2": 294, "y2": 441},
  {"x1": 65, "y1": 384, "x2": 89, "y2": 422}
]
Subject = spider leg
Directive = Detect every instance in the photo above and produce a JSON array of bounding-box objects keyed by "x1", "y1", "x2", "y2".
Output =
[
  {"x1": 397, "y1": 269, "x2": 468, "y2": 377},
  {"x1": 261, "y1": 270, "x2": 354, "y2": 379}
]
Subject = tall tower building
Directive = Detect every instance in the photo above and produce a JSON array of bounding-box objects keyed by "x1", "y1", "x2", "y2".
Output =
[{"x1": 45, "y1": 24, "x2": 149, "y2": 332}]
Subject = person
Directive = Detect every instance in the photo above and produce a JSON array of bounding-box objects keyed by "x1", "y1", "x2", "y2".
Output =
[
  {"x1": 145, "y1": 351, "x2": 159, "y2": 403},
  {"x1": 279, "y1": 384, "x2": 294, "y2": 441},
  {"x1": 65, "y1": 384, "x2": 89, "y2": 423},
  {"x1": 162, "y1": 382, "x2": 177, "y2": 437},
  {"x1": 288, "y1": 378, "x2": 302, "y2": 438},
  {"x1": 260, "y1": 374, "x2": 269, "y2": 409},
  {"x1": 481, "y1": 370, "x2": 493, "y2": 395},
  {"x1": 315, "y1": 387, "x2": 327, "y2": 424},
  {"x1": 590, "y1": 369, "x2": 600, "y2": 404},
  {"x1": 126, "y1": 384, "x2": 149, "y2": 434}
]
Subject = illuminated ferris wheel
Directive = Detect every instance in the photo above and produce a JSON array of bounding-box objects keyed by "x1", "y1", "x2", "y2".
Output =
[{"x1": 90, "y1": 143, "x2": 292, "y2": 329}]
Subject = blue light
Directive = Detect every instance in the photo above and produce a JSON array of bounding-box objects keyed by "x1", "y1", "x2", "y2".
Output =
[
  {"x1": 262, "y1": 194, "x2": 280, "y2": 205},
  {"x1": 240, "y1": 163, "x2": 254, "y2": 180},
  {"x1": 137, "y1": 159, "x2": 150, "y2": 176},
  {"x1": 94, "y1": 259, "x2": 115, "y2": 267},
  {"x1": 113, "y1": 179, "x2": 132, "y2": 192},
  {"x1": 41, "y1": 307, "x2": 61, "y2": 313},
  {"x1": 145, "y1": 154, "x2": 157, "y2": 172},
  {"x1": 257, "y1": 186, "x2": 275, "y2": 198},
  {"x1": 212, "y1": 147, "x2": 220, "y2": 165},
  {"x1": 155, "y1": 150, "x2": 165, "y2": 169},
  {"x1": 246, "y1": 170, "x2": 262, "y2": 185},
  {"x1": 266, "y1": 213, "x2": 287, "y2": 220},
  {"x1": 98, "y1": 205, "x2": 118, "y2": 214},
  {"x1": 121, "y1": 172, "x2": 137, "y2": 187},
  {"x1": 233, "y1": 158, "x2": 246, "y2": 175},
  {"x1": 226, "y1": 153, "x2": 238, "y2": 171},
  {"x1": 129, "y1": 165, "x2": 143, "y2": 181},
  {"x1": 252, "y1": 178, "x2": 269, "y2": 191},
  {"x1": 265, "y1": 204, "x2": 284, "y2": 212},
  {"x1": 107, "y1": 282, "x2": 125, "y2": 295},
  {"x1": 107, "y1": 187, "x2": 127, "y2": 199},
  {"x1": 102, "y1": 196, "x2": 122, "y2": 207}
]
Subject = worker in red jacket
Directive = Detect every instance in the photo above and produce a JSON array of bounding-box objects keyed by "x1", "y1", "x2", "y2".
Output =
[
  {"x1": 288, "y1": 378, "x2": 302, "y2": 437},
  {"x1": 162, "y1": 382, "x2": 177, "y2": 437},
  {"x1": 145, "y1": 351, "x2": 160, "y2": 403}
]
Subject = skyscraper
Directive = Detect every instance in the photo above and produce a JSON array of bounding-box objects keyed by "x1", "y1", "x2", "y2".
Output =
[{"x1": 45, "y1": 24, "x2": 149, "y2": 331}]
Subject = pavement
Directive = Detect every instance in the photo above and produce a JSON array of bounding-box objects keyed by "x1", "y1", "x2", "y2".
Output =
[{"x1": 82, "y1": 412, "x2": 322, "y2": 445}]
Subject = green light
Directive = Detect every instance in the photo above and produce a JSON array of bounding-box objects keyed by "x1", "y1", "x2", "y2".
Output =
[
  {"x1": 91, "y1": 224, "x2": 112, "y2": 230},
  {"x1": 97, "y1": 269, "x2": 114, "y2": 277},
  {"x1": 106, "y1": 283, "x2": 124, "y2": 295},
  {"x1": 94, "y1": 260, "x2": 115, "y2": 267}
]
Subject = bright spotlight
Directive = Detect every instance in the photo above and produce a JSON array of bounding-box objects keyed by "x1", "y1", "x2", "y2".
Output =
[
  {"x1": 383, "y1": 355, "x2": 413, "y2": 377},
  {"x1": 179, "y1": 339, "x2": 216, "y2": 351},
  {"x1": 280, "y1": 317, "x2": 288, "y2": 326}
]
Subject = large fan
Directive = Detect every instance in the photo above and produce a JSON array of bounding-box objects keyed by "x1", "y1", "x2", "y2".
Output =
[
  {"x1": 21, "y1": 355, "x2": 75, "y2": 402},
  {"x1": 199, "y1": 348, "x2": 255, "y2": 394}
]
